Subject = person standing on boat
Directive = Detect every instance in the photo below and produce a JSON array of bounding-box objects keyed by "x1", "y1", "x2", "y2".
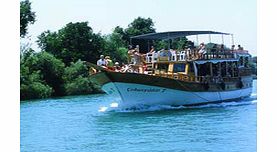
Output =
[
  {"x1": 198, "y1": 43, "x2": 206, "y2": 59},
  {"x1": 149, "y1": 46, "x2": 155, "y2": 53},
  {"x1": 97, "y1": 55, "x2": 107, "y2": 66},
  {"x1": 128, "y1": 45, "x2": 135, "y2": 64},
  {"x1": 135, "y1": 45, "x2": 140, "y2": 52},
  {"x1": 132, "y1": 50, "x2": 143, "y2": 73}
]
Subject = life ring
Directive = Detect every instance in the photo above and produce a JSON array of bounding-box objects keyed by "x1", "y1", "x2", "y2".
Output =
[{"x1": 183, "y1": 76, "x2": 189, "y2": 80}]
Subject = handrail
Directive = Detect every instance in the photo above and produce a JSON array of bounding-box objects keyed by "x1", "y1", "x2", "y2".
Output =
[
  {"x1": 145, "y1": 49, "x2": 236, "y2": 63},
  {"x1": 154, "y1": 71, "x2": 242, "y2": 84}
]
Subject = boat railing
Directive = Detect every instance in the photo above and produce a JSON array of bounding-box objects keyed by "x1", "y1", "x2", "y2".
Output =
[
  {"x1": 145, "y1": 49, "x2": 236, "y2": 63},
  {"x1": 154, "y1": 71, "x2": 241, "y2": 84}
]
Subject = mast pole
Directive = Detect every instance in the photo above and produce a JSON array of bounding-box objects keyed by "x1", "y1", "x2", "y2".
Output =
[
  {"x1": 196, "y1": 35, "x2": 199, "y2": 45},
  {"x1": 209, "y1": 34, "x2": 211, "y2": 43},
  {"x1": 221, "y1": 34, "x2": 224, "y2": 45}
]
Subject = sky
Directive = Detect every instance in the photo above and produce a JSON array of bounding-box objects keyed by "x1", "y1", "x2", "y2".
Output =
[{"x1": 26, "y1": 0, "x2": 257, "y2": 55}]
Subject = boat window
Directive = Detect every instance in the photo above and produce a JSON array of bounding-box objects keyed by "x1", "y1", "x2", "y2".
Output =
[
  {"x1": 173, "y1": 63, "x2": 185, "y2": 73},
  {"x1": 198, "y1": 63, "x2": 210, "y2": 76},
  {"x1": 189, "y1": 62, "x2": 194, "y2": 73},
  {"x1": 157, "y1": 63, "x2": 169, "y2": 71}
]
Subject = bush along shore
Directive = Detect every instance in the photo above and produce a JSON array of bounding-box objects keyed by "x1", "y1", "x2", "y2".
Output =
[{"x1": 20, "y1": 51, "x2": 104, "y2": 101}]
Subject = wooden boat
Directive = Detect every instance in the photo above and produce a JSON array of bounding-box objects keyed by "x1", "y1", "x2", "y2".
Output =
[{"x1": 90, "y1": 31, "x2": 253, "y2": 107}]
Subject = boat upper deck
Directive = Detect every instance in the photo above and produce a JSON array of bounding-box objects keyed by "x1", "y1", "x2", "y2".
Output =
[{"x1": 145, "y1": 48, "x2": 251, "y2": 64}]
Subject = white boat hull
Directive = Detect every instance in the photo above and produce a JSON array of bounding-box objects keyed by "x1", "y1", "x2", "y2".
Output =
[{"x1": 102, "y1": 82, "x2": 252, "y2": 107}]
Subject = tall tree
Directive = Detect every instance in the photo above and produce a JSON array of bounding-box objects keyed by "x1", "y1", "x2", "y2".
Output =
[
  {"x1": 20, "y1": 0, "x2": 36, "y2": 37},
  {"x1": 37, "y1": 22, "x2": 105, "y2": 65},
  {"x1": 23, "y1": 51, "x2": 65, "y2": 96},
  {"x1": 125, "y1": 17, "x2": 156, "y2": 37},
  {"x1": 124, "y1": 17, "x2": 156, "y2": 53},
  {"x1": 104, "y1": 29, "x2": 128, "y2": 63}
]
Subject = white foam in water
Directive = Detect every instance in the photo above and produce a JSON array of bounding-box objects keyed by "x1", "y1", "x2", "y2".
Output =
[
  {"x1": 98, "y1": 96, "x2": 257, "y2": 113},
  {"x1": 110, "y1": 102, "x2": 119, "y2": 108},
  {"x1": 98, "y1": 106, "x2": 108, "y2": 112}
]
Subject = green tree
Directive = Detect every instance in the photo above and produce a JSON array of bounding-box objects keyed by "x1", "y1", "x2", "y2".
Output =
[
  {"x1": 104, "y1": 31, "x2": 128, "y2": 63},
  {"x1": 20, "y1": 0, "x2": 36, "y2": 37},
  {"x1": 125, "y1": 17, "x2": 156, "y2": 37},
  {"x1": 63, "y1": 60, "x2": 100, "y2": 95},
  {"x1": 123, "y1": 17, "x2": 156, "y2": 53},
  {"x1": 20, "y1": 69, "x2": 53, "y2": 100},
  {"x1": 23, "y1": 51, "x2": 65, "y2": 96},
  {"x1": 20, "y1": 50, "x2": 53, "y2": 100},
  {"x1": 37, "y1": 22, "x2": 105, "y2": 65}
]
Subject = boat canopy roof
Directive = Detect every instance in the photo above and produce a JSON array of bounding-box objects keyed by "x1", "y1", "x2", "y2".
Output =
[{"x1": 131, "y1": 31, "x2": 231, "y2": 40}]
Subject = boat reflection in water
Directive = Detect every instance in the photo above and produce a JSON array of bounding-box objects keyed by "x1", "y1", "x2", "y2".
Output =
[{"x1": 90, "y1": 31, "x2": 253, "y2": 108}]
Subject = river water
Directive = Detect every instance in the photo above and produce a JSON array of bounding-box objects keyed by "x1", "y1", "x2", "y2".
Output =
[{"x1": 21, "y1": 80, "x2": 257, "y2": 152}]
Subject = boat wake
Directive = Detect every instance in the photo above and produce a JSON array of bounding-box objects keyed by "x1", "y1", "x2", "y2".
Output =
[{"x1": 98, "y1": 94, "x2": 257, "y2": 113}]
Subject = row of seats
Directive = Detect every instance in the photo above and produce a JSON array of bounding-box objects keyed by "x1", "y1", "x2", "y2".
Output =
[{"x1": 146, "y1": 51, "x2": 190, "y2": 63}]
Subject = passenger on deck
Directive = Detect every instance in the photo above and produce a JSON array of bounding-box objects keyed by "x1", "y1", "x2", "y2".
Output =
[
  {"x1": 231, "y1": 45, "x2": 235, "y2": 51},
  {"x1": 149, "y1": 46, "x2": 155, "y2": 53},
  {"x1": 135, "y1": 45, "x2": 140, "y2": 52},
  {"x1": 97, "y1": 55, "x2": 107, "y2": 66},
  {"x1": 211, "y1": 44, "x2": 218, "y2": 58},
  {"x1": 238, "y1": 45, "x2": 243, "y2": 50},
  {"x1": 114, "y1": 62, "x2": 121, "y2": 72},
  {"x1": 198, "y1": 43, "x2": 206, "y2": 59},
  {"x1": 128, "y1": 45, "x2": 134, "y2": 64},
  {"x1": 133, "y1": 50, "x2": 142, "y2": 65},
  {"x1": 105, "y1": 56, "x2": 114, "y2": 67},
  {"x1": 220, "y1": 44, "x2": 225, "y2": 52},
  {"x1": 185, "y1": 46, "x2": 192, "y2": 60}
]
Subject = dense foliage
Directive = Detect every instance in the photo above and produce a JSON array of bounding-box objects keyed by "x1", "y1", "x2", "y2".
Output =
[
  {"x1": 20, "y1": 50, "x2": 54, "y2": 100},
  {"x1": 63, "y1": 60, "x2": 101, "y2": 95},
  {"x1": 37, "y1": 22, "x2": 105, "y2": 65},
  {"x1": 20, "y1": 51, "x2": 102, "y2": 100},
  {"x1": 20, "y1": 0, "x2": 36, "y2": 37}
]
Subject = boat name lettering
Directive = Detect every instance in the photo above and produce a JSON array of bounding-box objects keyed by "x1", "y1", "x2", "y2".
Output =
[{"x1": 127, "y1": 88, "x2": 166, "y2": 92}]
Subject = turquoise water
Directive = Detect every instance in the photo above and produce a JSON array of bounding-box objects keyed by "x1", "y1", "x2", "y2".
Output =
[{"x1": 21, "y1": 80, "x2": 257, "y2": 152}]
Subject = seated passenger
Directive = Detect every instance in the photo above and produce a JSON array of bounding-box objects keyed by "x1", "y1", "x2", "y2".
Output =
[
  {"x1": 105, "y1": 56, "x2": 114, "y2": 70},
  {"x1": 114, "y1": 62, "x2": 121, "y2": 72},
  {"x1": 105, "y1": 56, "x2": 113, "y2": 66},
  {"x1": 220, "y1": 44, "x2": 225, "y2": 52},
  {"x1": 97, "y1": 55, "x2": 107, "y2": 66},
  {"x1": 238, "y1": 45, "x2": 243, "y2": 50}
]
